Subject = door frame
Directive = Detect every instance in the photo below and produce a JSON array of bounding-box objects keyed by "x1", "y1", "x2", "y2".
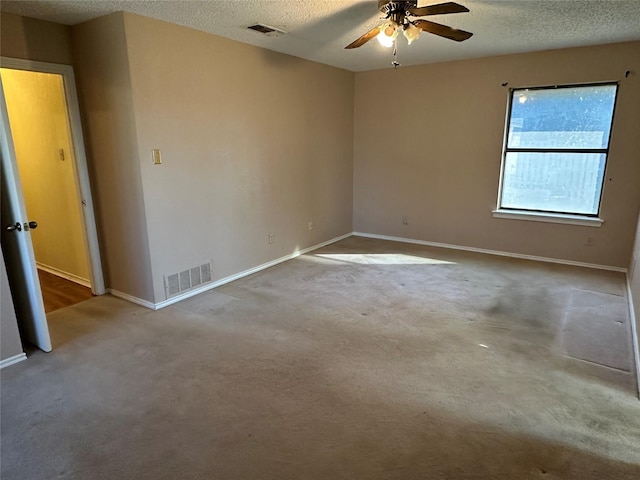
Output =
[{"x1": 1, "y1": 56, "x2": 105, "y2": 295}]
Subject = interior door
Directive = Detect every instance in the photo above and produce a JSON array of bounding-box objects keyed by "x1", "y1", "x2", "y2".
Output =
[{"x1": 0, "y1": 79, "x2": 52, "y2": 353}]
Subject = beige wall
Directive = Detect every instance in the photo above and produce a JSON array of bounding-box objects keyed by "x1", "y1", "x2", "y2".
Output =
[
  {"x1": 1, "y1": 245, "x2": 24, "y2": 362},
  {"x1": 354, "y1": 42, "x2": 640, "y2": 268},
  {"x1": 629, "y1": 210, "x2": 640, "y2": 391},
  {"x1": 71, "y1": 13, "x2": 155, "y2": 301},
  {"x1": 1, "y1": 69, "x2": 90, "y2": 282},
  {"x1": 72, "y1": 12, "x2": 354, "y2": 303},
  {"x1": 0, "y1": 12, "x2": 72, "y2": 65},
  {"x1": 122, "y1": 13, "x2": 354, "y2": 302}
]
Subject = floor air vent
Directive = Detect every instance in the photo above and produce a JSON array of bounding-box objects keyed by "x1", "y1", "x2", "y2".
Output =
[{"x1": 164, "y1": 261, "x2": 213, "y2": 298}]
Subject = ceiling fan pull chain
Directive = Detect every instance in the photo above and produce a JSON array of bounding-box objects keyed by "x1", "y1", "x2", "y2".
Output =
[{"x1": 392, "y1": 41, "x2": 401, "y2": 69}]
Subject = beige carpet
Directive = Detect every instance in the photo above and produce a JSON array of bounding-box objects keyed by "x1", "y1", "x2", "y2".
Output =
[{"x1": 2, "y1": 236, "x2": 639, "y2": 479}]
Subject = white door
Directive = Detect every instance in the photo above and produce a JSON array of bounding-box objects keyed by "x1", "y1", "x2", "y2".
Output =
[{"x1": 0, "y1": 79, "x2": 51, "y2": 352}]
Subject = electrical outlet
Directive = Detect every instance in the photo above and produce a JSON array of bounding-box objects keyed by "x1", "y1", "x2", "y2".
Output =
[
  {"x1": 308, "y1": 222, "x2": 313, "y2": 231},
  {"x1": 585, "y1": 236, "x2": 594, "y2": 247},
  {"x1": 268, "y1": 233, "x2": 274, "y2": 244},
  {"x1": 402, "y1": 216, "x2": 409, "y2": 225}
]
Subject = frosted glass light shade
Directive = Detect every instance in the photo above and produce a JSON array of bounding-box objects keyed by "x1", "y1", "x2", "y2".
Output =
[
  {"x1": 377, "y1": 22, "x2": 398, "y2": 47},
  {"x1": 403, "y1": 24, "x2": 420, "y2": 45}
]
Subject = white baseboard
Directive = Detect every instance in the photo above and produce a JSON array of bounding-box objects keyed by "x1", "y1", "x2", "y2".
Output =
[
  {"x1": 626, "y1": 276, "x2": 640, "y2": 399},
  {"x1": 37, "y1": 262, "x2": 91, "y2": 288},
  {"x1": 110, "y1": 232, "x2": 353, "y2": 310},
  {"x1": 0, "y1": 353, "x2": 27, "y2": 369},
  {"x1": 108, "y1": 289, "x2": 157, "y2": 309},
  {"x1": 353, "y1": 232, "x2": 627, "y2": 273}
]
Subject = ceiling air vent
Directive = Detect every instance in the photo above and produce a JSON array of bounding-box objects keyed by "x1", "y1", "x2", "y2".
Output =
[{"x1": 247, "y1": 24, "x2": 286, "y2": 36}]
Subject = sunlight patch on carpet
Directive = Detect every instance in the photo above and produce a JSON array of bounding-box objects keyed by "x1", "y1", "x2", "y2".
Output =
[{"x1": 311, "y1": 253, "x2": 456, "y2": 265}]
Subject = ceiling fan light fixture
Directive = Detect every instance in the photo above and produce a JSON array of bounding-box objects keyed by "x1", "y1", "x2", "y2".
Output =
[
  {"x1": 344, "y1": 2, "x2": 473, "y2": 53},
  {"x1": 403, "y1": 23, "x2": 421, "y2": 45},
  {"x1": 376, "y1": 21, "x2": 398, "y2": 47}
]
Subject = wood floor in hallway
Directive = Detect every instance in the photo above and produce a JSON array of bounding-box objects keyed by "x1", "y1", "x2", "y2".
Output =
[{"x1": 37, "y1": 269, "x2": 93, "y2": 313}]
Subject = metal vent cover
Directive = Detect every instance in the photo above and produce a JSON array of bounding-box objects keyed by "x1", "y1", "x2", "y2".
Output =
[
  {"x1": 247, "y1": 24, "x2": 286, "y2": 36},
  {"x1": 164, "y1": 261, "x2": 213, "y2": 298},
  {"x1": 166, "y1": 273, "x2": 180, "y2": 297}
]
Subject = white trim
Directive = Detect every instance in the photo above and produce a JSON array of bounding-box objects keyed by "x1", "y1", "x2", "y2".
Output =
[
  {"x1": 0, "y1": 353, "x2": 27, "y2": 369},
  {"x1": 110, "y1": 233, "x2": 353, "y2": 310},
  {"x1": 108, "y1": 289, "x2": 157, "y2": 310},
  {"x1": 1, "y1": 58, "x2": 71, "y2": 76},
  {"x1": 492, "y1": 209, "x2": 604, "y2": 227},
  {"x1": 1, "y1": 57, "x2": 106, "y2": 296},
  {"x1": 36, "y1": 263, "x2": 91, "y2": 288},
  {"x1": 353, "y1": 232, "x2": 627, "y2": 273},
  {"x1": 626, "y1": 275, "x2": 640, "y2": 399}
]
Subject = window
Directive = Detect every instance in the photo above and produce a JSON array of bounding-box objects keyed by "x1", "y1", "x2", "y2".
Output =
[{"x1": 497, "y1": 83, "x2": 618, "y2": 219}]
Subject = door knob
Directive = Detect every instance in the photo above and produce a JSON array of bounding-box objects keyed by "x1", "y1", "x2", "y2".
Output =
[
  {"x1": 23, "y1": 221, "x2": 38, "y2": 231},
  {"x1": 6, "y1": 222, "x2": 22, "y2": 232}
]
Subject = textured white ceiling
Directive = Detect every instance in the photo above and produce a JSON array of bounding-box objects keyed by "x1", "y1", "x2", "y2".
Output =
[{"x1": 2, "y1": 1, "x2": 640, "y2": 71}]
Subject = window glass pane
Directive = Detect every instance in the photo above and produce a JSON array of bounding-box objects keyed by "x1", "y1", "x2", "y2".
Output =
[
  {"x1": 507, "y1": 85, "x2": 617, "y2": 149},
  {"x1": 500, "y1": 152, "x2": 606, "y2": 215}
]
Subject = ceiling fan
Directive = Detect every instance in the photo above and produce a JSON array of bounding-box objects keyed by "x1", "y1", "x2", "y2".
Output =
[{"x1": 345, "y1": 1, "x2": 473, "y2": 49}]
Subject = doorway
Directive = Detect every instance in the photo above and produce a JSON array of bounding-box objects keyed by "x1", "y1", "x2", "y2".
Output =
[
  {"x1": 1, "y1": 68, "x2": 93, "y2": 312},
  {"x1": 0, "y1": 57, "x2": 104, "y2": 351}
]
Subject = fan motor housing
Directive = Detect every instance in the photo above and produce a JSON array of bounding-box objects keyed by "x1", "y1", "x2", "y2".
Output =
[{"x1": 378, "y1": 0, "x2": 417, "y2": 14}]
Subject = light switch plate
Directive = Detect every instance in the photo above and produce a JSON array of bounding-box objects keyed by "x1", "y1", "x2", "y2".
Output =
[{"x1": 152, "y1": 149, "x2": 162, "y2": 165}]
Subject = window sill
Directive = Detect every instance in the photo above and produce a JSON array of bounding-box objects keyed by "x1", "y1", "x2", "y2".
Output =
[{"x1": 492, "y1": 209, "x2": 604, "y2": 227}]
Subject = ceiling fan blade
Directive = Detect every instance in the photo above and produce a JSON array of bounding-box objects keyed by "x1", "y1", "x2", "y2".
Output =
[
  {"x1": 345, "y1": 25, "x2": 382, "y2": 49},
  {"x1": 413, "y1": 19, "x2": 473, "y2": 42},
  {"x1": 409, "y1": 2, "x2": 469, "y2": 17}
]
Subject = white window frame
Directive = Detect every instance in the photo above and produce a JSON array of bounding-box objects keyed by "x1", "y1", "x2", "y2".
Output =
[{"x1": 493, "y1": 82, "x2": 619, "y2": 227}]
